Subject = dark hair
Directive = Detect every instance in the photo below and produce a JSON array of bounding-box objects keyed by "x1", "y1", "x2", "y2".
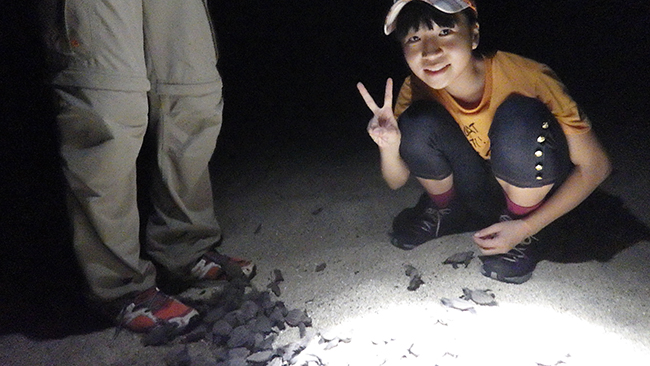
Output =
[{"x1": 393, "y1": 1, "x2": 478, "y2": 42}]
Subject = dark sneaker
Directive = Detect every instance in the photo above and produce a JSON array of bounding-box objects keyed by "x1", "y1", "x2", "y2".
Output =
[
  {"x1": 117, "y1": 287, "x2": 199, "y2": 333},
  {"x1": 190, "y1": 251, "x2": 256, "y2": 281},
  {"x1": 480, "y1": 215, "x2": 544, "y2": 284},
  {"x1": 390, "y1": 193, "x2": 469, "y2": 250}
]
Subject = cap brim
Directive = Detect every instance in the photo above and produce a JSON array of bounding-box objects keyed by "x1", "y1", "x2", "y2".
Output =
[
  {"x1": 384, "y1": 0, "x2": 409, "y2": 35},
  {"x1": 384, "y1": 0, "x2": 475, "y2": 35}
]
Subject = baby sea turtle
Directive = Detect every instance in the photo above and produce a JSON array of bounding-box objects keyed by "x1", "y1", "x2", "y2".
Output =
[
  {"x1": 404, "y1": 263, "x2": 425, "y2": 291},
  {"x1": 440, "y1": 297, "x2": 476, "y2": 313},
  {"x1": 461, "y1": 288, "x2": 497, "y2": 306},
  {"x1": 404, "y1": 264, "x2": 419, "y2": 277},
  {"x1": 442, "y1": 251, "x2": 475, "y2": 268}
]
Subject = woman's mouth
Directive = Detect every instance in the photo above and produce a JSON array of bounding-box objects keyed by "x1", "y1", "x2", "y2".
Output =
[{"x1": 424, "y1": 64, "x2": 449, "y2": 76}]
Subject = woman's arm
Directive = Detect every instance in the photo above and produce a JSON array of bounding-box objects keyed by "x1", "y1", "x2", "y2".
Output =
[
  {"x1": 378, "y1": 141, "x2": 410, "y2": 189},
  {"x1": 358, "y1": 78, "x2": 412, "y2": 189},
  {"x1": 474, "y1": 129, "x2": 612, "y2": 254},
  {"x1": 522, "y1": 129, "x2": 612, "y2": 234}
]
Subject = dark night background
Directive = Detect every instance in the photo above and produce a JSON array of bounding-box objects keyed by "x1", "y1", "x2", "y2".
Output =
[{"x1": 1, "y1": 0, "x2": 649, "y2": 336}]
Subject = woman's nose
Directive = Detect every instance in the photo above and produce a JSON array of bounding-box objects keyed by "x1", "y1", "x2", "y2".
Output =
[{"x1": 422, "y1": 42, "x2": 442, "y2": 57}]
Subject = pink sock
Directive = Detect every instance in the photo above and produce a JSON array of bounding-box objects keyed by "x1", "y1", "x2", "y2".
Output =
[
  {"x1": 429, "y1": 186, "x2": 456, "y2": 209},
  {"x1": 506, "y1": 195, "x2": 542, "y2": 218}
]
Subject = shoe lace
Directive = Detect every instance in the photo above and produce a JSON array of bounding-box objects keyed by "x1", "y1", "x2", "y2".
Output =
[
  {"x1": 499, "y1": 214, "x2": 537, "y2": 263},
  {"x1": 425, "y1": 207, "x2": 452, "y2": 237}
]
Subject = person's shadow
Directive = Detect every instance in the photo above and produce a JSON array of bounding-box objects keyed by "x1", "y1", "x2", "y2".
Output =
[
  {"x1": 542, "y1": 188, "x2": 650, "y2": 263},
  {"x1": 0, "y1": 5, "x2": 112, "y2": 339}
]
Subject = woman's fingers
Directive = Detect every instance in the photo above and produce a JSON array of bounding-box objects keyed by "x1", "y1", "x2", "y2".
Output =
[
  {"x1": 383, "y1": 78, "x2": 393, "y2": 109},
  {"x1": 357, "y1": 78, "x2": 394, "y2": 114},
  {"x1": 356, "y1": 82, "x2": 379, "y2": 112}
]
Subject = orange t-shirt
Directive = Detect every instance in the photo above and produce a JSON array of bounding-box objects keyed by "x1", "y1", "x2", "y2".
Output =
[{"x1": 394, "y1": 51, "x2": 591, "y2": 159}]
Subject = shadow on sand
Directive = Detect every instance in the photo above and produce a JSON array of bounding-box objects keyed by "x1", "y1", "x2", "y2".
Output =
[{"x1": 543, "y1": 188, "x2": 650, "y2": 264}]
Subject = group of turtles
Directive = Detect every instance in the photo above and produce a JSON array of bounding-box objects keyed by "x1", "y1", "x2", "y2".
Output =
[{"x1": 404, "y1": 250, "x2": 498, "y2": 312}]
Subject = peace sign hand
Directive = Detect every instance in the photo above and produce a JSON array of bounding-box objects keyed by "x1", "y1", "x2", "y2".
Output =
[{"x1": 357, "y1": 78, "x2": 401, "y2": 148}]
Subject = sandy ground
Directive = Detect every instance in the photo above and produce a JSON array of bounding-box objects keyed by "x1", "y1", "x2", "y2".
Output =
[
  {"x1": 2, "y1": 130, "x2": 650, "y2": 366},
  {"x1": 3, "y1": 2, "x2": 649, "y2": 365}
]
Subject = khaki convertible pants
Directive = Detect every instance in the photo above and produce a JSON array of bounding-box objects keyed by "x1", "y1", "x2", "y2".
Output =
[{"x1": 45, "y1": 0, "x2": 223, "y2": 301}]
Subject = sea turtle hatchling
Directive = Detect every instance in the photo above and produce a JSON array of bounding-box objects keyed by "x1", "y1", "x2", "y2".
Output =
[
  {"x1": 440, "y1": 297, "x2": 476, "y2": 313},
  {"x1": 442, "y1": 251, "x2": 475, "y2": 268},
  {"x1": 461, "y1": 288, "x2": 497, "y2": 306},
  {"x1": 403, "y1": 263, "x2": 425, "y2": 291}
]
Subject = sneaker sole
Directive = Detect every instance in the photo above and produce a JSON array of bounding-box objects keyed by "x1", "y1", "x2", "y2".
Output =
[
  {"x1": 390, "y1": 237, "x2": 417, "y2": 250},
  {"x1": 390, "y1": 234, "x2": 431, "y2": 250},
  {"x1": 481, "y1": 267, "x2": 532, "y2": 284},
  {"x1": 170, "y1": 308, "x2": 201, "y2": 334}
]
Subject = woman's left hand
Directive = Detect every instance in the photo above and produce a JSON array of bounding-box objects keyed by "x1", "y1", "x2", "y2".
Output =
[{"x1": 472, "y1": 219, "x2": 534, "y2": 255}]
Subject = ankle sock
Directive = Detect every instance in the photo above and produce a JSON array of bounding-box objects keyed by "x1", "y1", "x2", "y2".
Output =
[
  {"x1": 428, "y1": 186, "x2": 456, "y2": 209},
  {"x1": 506, "y1": 195, "x2": 542, "y2": 218}
]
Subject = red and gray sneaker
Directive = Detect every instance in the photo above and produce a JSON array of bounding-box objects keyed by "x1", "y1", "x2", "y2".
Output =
[
  {"x1": 117, "y1": 287, "x2": 199, "y2": 333},
  {"x1": 190, "y1": 251, "x2": 256, "y2": 281}
]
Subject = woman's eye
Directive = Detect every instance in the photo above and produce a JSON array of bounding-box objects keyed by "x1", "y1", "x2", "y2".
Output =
[
  {"x1": 406, "y1": 35, "x2": 420, "y2": 44},
  {"x1": 439, "y1": 28, "x2": 452, "y2": 36}
]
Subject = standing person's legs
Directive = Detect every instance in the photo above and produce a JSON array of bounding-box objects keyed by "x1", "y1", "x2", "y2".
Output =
[
  {"x1": 45, "y1": 1, "x2": 207, "y2": 334},
  {"x1": 142, "y1": 0, "x2": 225, "y2": 280},
  {"x1": 45, "y1": 0, "x2": 157, "y2": 302},
  {"x1": 56, "y1": 88, "x2": 155, "y2": 302}
]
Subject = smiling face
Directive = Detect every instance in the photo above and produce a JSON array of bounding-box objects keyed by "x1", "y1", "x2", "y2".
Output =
[{"x1": 401, "y1": 13, "x2": 481, "y2": 97}]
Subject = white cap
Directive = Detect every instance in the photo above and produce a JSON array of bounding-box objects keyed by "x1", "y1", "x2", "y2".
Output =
[{"x1": 384, "y1": 0, "x2": 477, "y2": 35}]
